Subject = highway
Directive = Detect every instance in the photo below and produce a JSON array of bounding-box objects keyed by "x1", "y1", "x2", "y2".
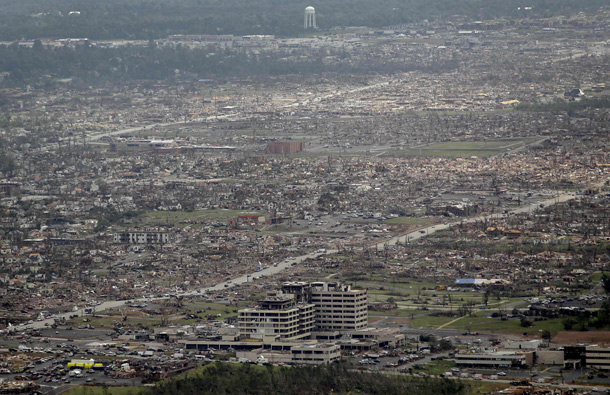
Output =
[
  {"x1": 15, "y1": 251, "x2": 326, "y2": 331},
  {"x1": 375, "y1": 190, "x2": 579, "y2": 250},
  {"x1": 15, "y1": 187, "x2": 585, "y2": 332}
]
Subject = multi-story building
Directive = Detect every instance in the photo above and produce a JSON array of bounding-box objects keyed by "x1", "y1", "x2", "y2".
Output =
[
  {"x1": 290, "y1": 343, "x2": 341, "y2": 365},
  {"x1": 113, "y1": 231, "x2": 176, "y2": 244},
  {"x1": 182, "y1": 282, "x2": 368, "y2": 361},
  {"x1": 307, "y1": 282, "x2": 368, "y2": 331},
  {"x1": 238, "y1": 291, "x2": 314, "y2": 342},
  {"x1": 586, "y1": 347, "x2": 610, "y2": 370},
  {"x1": 0, "y1": 182, "x2": 20, "y2": 197},
  {"x1": 265, "y1": 141, "x2": 305, "y2": 155},
  {"x1": 455, "y1": 351, "x2": 526, "y2": 368},
  {"x1": 234, "y1": 342, "x2": 341, "y2": 365},
  {"x1": 238, "y1": 282, "x2": 367, "y2": 343}
]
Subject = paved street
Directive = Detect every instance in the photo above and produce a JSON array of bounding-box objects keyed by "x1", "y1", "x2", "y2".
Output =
[{"x1": 16, "y1": 188, "x2": 583, "y2": 333}]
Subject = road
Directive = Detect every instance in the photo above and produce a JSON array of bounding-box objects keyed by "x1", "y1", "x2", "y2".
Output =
[
  {"x1": 15, "y1": 251, "x2": 327, "y2": 331},
  {"x1": 15, "y1": 187, "x2": 586, "y2": 332},
  {"x1": 374, "y1": 190, "x2": 579, "y2": 250},
  {"x1": 86, "y1": 122, "x2": 183, "y2": 142}
]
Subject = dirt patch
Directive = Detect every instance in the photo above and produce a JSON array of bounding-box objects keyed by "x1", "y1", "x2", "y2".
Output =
[{"x1": 553, "y1": 331, "x2": 610, "y2": 344}]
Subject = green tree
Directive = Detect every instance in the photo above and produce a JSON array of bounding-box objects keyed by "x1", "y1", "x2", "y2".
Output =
[
  {"x1": 601, "y1": 273, "x2": 610, "y2": 294},
  {"x1": 482, "y1": 289, "x2": 490, "y2": 306},
  {"x1": 520, "y1": 316, "x2": 533, "y2": 327},
  {"x1": 540, "y1": 329, "x2": 552, "y2": 345}
]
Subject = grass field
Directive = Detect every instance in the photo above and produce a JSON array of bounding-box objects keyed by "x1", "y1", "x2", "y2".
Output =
[
  {"x1": 384, "y1": 138, "x2": 539, "y2": 158},
  {"x1": 359, "y1": 276, "x2": 524, "y2": 306},
  {"x1": 410, "y1": 312, "x2": 565, "y2": 335},
  {"x1": 420, "y1": 140, "x2": 529, "y2": 150},
  {"x1": 591, "y1": 272, "x2": 604, "y2": 284},
  {"x1": 409, "y1": 314, "x2": 457, "y2": 328},
  {"x1": 383, "y1": 217, "x2": 437, "y2": 227},
  {"x1": 368, "y1": 308, "x2": 420, "y2": 318}
]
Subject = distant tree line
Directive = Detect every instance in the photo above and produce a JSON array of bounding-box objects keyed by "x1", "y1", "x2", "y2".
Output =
[
  {"x1": 516, "y1": 96, "x2": 610, "y2": 114},
  {"x1": 0, "y1": 132, "x2": 15, "y2": 177},
  {"x1": 143, "y1": 362, "x2": 468, "y2": 395},
  {"x1": 0, "y1": 152, "x2": 15, "y2": 177},
  {"x1": 0, "y1": 0, "x2": 606, "y2": 40},
  {"x1": 0, "y1": 41, "x2": 458, "y2": 87}
]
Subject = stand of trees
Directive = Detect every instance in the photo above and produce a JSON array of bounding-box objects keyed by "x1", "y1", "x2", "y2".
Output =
[
  {"x1": 144, "y1": 362, "x2": 468, "y2": 395},
  {"x1": 0, "y1": 0, "x2": 606, "y2": 40},
  {"x1": 516, "y1": 96, "x2": 610, "y2": 114},
  {"x1": 0, "y1": 42, "x2": 458, "y2": 87}
]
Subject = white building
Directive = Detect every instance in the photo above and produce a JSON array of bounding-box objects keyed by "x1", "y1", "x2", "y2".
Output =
[
  {"x1": 238, "y1": 291, "x2": 315, "y2": 342},
  {"x1": 113, "y1": 231, "x2": 175, "y2": 244},
  {"x1": 236, "y1": 342, "x2": 340, "y2": 365},
  {"x1": 504, "y1": 340, "x2": 541, "y2": 350},
  {"x1": 309, "y1": 282, "x2": 368, "y2": 331},
  {"x1": 291, "y1": 343, "x2": 341, "y2": 365},
  {"x1": 586, "y1": 347, "x2": 610, "y2": 370},
  {"x1": 239, "y1": 282, "x2": 368, "y2": 343},
  {"x1": 455, "y1": 351, "x2": 526, "y2": 368}
]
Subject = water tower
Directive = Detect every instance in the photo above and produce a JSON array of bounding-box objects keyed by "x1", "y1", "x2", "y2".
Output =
[{"x1": 304, "y1": 6, "x2": 316, "y2": 29}]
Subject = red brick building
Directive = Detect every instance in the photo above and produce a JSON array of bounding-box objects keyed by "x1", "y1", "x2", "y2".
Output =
[{"x1": 265, "y1": 141, "x2": 304, "y2": 154}]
